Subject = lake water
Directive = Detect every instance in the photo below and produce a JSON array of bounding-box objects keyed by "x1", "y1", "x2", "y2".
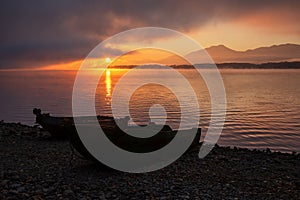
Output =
[{"x1": 0, "y1": 69, "x2": 299, "y2": 153}]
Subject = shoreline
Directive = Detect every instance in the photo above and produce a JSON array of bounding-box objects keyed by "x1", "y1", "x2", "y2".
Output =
[
  {"x1": 1, "y1": 119, "x2": 298, "y2": 154},
  {"x1": 1, "y1": 121, "x2": 299, "y2": 199}
]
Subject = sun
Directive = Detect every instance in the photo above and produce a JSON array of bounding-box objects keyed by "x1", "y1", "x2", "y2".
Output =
[{"x1": 105, "y1": 57, "x2": 111, "y2": 63}]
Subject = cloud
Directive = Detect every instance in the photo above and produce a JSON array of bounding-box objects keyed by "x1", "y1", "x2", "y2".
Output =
[{"x1": 0, "y1": 0, "x2": 299, "y2": 68}]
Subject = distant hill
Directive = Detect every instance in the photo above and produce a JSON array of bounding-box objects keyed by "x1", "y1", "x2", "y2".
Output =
[
  {"x1": 187, "y1": 44, "x2": 300, "y2": 64},
  {"x1": 196, "y1": 62, "x2": 300, "y2": 69},
  {"x1": 110, "y1": 62, "x2": 300, "y2": 69}
]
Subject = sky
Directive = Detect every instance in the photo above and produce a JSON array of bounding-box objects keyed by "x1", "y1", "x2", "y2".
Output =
[{"x1": 0, "y1": 0, "x2": 299, "y2": 69}]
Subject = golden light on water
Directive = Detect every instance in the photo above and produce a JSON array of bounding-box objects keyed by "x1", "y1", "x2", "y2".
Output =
[
  {"x1": 106, "y1": 69, "x2": 111, "y2": 76},
  {"x1": 105, "y1": 69, "x2": 112, "y2": 104}
]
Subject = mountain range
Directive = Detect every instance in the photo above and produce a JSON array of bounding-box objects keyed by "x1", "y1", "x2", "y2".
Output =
[{"x1": 186, "y1": 43, "x2": 300, "y2": 64}]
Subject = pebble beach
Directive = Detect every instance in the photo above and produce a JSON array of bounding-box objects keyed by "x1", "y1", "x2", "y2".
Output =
[{"x1": 1, "y1": 121, "x2": 299, "y2": 199}]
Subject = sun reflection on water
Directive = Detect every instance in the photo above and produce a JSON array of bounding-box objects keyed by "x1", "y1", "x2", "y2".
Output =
[{"x1": 105, "y1": 69, "x2": 112, "y2": 104}]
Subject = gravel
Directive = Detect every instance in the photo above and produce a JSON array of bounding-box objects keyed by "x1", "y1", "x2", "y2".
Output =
[{"x1": 1, "y1": 121, "x2": 299, "y2": 199}]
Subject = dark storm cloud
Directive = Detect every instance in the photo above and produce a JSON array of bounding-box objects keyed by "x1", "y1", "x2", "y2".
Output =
[{"x1": 0, "y1": 0, "x2": 299, "y2": 68}]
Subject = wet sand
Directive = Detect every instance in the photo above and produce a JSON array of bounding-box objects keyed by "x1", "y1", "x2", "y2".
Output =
[{"x1": 1, "y1": 121, "x2": 299, "y2": 199}]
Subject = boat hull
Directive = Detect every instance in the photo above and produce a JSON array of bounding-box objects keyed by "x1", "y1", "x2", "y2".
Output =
[{"x1": 33, "y1": 108, "x2": 201, "y2": 163}]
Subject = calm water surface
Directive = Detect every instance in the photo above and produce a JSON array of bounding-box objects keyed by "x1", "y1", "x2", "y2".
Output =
[{"x1": 0, "y1": 69, "x2": 299, "y2": 152}]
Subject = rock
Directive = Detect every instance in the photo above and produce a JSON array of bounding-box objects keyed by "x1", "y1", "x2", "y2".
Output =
[
  {"x1": 17, "y1": 186, "x2": 25, "y2": 192},
  {"x1": 9, "y1": 189, "x2": 19, "y2": 195},
  {"x1": 11, "y1": 183, "x2": 21, "y2": 188},
  {"x1": 64, "y1": 189, "x2": 75, "y2": 196},
  {"x1": 1, "y1": 180, "x2": 9, "y2": 186},
  {"x1": 32, "y1": 195, "x2": 43, "y2": 200}
]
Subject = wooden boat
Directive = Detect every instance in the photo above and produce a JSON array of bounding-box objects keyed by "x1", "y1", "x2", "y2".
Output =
[
  {"x1": 33, "y1": 108, "x2": 119, "y2": 139},
  {"x1": 33, "y1": 108, "x2": 201, "y2": 161}
]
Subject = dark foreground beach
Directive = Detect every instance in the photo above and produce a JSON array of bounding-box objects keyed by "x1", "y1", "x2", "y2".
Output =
[{"x1": 1, "y1": 121, "x2": 299, "y2": 199}]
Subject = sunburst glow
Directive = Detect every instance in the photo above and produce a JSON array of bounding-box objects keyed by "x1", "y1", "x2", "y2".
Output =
[{"x1": 105, "y1": 57, "x2": 111, "y2": 63}]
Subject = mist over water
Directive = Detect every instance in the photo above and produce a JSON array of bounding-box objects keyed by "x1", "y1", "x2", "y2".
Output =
[{"x1": 0, "y1": 69, "x2": 299, "y2": 152}]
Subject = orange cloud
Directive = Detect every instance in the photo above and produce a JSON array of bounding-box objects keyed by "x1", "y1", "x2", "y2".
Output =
[
  {"x1": 40, "y1": 60, "x2": 83, "y2": 70},
  {"x1": 110, "y1": 48, "x2": 189, "y2": 66},
  {"x1": 37, "y1": 49, "x2": 190, "y2": 70}
]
